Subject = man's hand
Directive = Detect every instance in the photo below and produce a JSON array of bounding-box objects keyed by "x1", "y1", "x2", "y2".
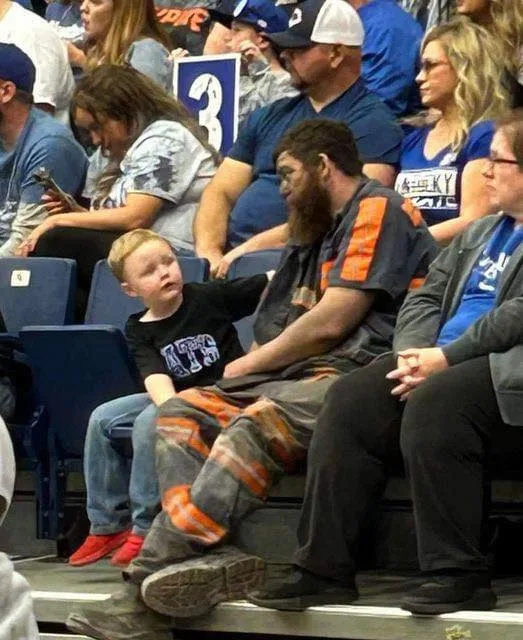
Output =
[
  {"x1": 223, "y1": 354, "x2": 256, "y2": 379},
  {"x1": 215, "y1": 245, "x2": 244, "y2": 279},
  {"x1": 196, "y1": 248, "x2": 224, "y2": 278},
  {"x1": 386, "y1": 347, "x2": 449, "y2": 400}
]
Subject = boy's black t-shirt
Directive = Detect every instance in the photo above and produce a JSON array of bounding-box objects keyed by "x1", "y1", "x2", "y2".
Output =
[{"x1": 125, "y1": 275, "x2": 268, "y2": 391}]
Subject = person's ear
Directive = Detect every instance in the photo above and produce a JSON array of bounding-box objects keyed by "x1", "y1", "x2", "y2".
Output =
[
  {"x1": 328, "y1": 44, "x2": 345, "y2": 69},
  {"x1": 0, "y1": 81, "x2": 16, "y2": 105},
  {"x1": 121, "y1": 281, "x2": 139, "y2": 298},
  {"x1": 318, "y1": 153, "x2": 331, "y2": 181},
  {"x1": 258, "y1": 33, "x2": 270, "y2": 52}
]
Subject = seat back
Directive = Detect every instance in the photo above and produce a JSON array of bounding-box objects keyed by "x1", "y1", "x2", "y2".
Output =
[
  {"x1": 21, "y1": 325, "x2": 142, "y2": 459},
  {"x1": 228, "y1": 250, "x2": 284, "y2": 350},
  {"x1": 0, "y1": 258, "x2": 76, "y2": 332},
  {"x1": 85, "y1": 258, "x2": 211, "y2": 330}
]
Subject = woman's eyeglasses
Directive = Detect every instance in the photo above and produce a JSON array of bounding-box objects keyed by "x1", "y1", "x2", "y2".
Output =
[{"x1": 486, "y1": 155, "x2": 520, "y2": 167}]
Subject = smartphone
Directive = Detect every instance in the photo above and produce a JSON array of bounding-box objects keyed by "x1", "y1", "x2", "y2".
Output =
[{"x1": 33, "y1": 167, "x2": 79, "y2": 210}]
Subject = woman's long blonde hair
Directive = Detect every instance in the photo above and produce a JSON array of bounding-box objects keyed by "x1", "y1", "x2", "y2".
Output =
[
  {"x1": 73, "y1": 65, "x2": 220, "y2": 201},
  {"x1": 488, "y1": 0, "x2": 523, "y2": 76},
  {"x1": 421, "y1": 17, "x2": 511, "y2": 150},
  {"x1": 86, "y1": 0, "x2": 171, "y2": 70}
]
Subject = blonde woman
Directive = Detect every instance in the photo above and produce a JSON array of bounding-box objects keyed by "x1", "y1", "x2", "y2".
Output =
[
  {"x1": 68, "y1": 0, "x2": 173, "y2": 91},
  {"x1": 456, "y1": 0, "x2": 523, "y2": 106},
  {"x1": 395, "y1": 18, "x2": 510, "y2": 244}
]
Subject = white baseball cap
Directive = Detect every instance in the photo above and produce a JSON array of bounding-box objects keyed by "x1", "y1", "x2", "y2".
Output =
[{"x1": 267, "y1": 0, "x2": 364, "y2": 49}]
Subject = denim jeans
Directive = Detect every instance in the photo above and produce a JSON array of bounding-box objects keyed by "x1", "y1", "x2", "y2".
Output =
[{"x1": 84, "y1": 393, "x2": 159, "y2": 537}]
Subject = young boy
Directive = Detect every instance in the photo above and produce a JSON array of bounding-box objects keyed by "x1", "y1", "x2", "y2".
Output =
[
  {"x1": 204, "y1": 0, "x2": 298, "y2": 125},
  {"x1": 69, "y1": 229, "x2": 270, "y2": 567}
]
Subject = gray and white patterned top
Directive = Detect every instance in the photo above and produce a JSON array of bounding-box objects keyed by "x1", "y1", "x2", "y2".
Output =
[
  {"x1": 239, "y1": 59, "x2": 298, "y2": 127},
  {"x1": 87, "y1": 120, "x2": 217, "y2": 251}
]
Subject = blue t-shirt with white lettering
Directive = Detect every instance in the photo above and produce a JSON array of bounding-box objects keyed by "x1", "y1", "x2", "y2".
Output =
[
  {"x1": 395, "y1": 120, "x2": 494, "y2": 227},
  {"x1": 358, "y1": 0, "x2": 423, "y2": 116},
  {"x1": 227, "y1": 77, "x2": 403, "y2": 247},
  {"x1": 437, "y1": 216, "x2": 523, "y2": 346},
  {"x1": 0, "y1": 108, "x2": 88, "y2": 245}
]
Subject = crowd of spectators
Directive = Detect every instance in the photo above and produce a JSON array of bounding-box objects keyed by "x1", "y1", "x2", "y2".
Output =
[{"x1": 0, "y1": 0, "x2": 522, "y2": 638}]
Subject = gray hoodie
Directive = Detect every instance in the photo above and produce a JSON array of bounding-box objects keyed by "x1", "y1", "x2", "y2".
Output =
[{"x1": 0, "y1": 418, "x2": 39, "y2": 640}]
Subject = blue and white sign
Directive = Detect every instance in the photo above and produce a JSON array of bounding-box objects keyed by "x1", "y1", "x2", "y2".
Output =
[{"x1": 174, "y1": 54, "x2": 240, "y2": 154}]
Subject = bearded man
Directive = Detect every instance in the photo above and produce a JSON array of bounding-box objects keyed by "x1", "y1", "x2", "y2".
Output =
[{"x1": 67, "y1": 118, "x2": 437, "y2": 640}]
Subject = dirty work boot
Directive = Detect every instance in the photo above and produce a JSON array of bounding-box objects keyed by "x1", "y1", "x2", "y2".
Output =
[
  {"x1": 66, "y1": 582, "x2": 175, "y2": 640},
  {"x1": 141, "y1": 546, "x2": 265, "y2": 618}
]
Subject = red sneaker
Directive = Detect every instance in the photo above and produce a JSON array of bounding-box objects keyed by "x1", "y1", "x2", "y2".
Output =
[
  {"x1": 110, "y1": 533, "x2": 145, "y2": 567},
  {"x1": 69, "y1": 530, "x2": 130, "y2": 567}
]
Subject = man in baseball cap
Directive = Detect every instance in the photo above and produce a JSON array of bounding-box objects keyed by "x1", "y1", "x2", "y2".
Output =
[
  {"x1": 194, "y1": 0, "x2": 402, "y2": 279},
  {"x1": 0, "y1": 42, "x2": 36, "y2": 96},
  {"x1": 0, "y1": 43, "x2": 87, "y2": 257},
  {"x1": 267, "y1": 0, "x2": 364, "y2": 49},
  {"x1": 267, "y1": 0, "x2": 422, "y2": 117}
]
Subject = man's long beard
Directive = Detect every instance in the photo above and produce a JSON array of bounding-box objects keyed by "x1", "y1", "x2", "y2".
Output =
[{"x1": 288, "y1": 173, "x2": 333, "y2": 245}]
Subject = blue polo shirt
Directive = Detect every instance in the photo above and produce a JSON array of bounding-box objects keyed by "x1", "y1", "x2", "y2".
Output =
[
  {"x1": 227, "y1": 78, "x2": 403, "y2": 247},
  {"x1": 358, "y1": 0, "x2": 423, "y2": 117},
  {"x1": 395, "y1": 120, "x2": 494, "y2": 227}
]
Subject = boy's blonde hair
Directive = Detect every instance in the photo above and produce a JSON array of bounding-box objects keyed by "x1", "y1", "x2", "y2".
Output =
[{"x1": 108, "y1": 229, "x2": 173, "y2": 282}]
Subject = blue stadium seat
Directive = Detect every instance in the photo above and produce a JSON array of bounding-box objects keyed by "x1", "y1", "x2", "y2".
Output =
[
  {"x1": 20, "y1": 256, "x2": 210, "y2": 538},
  {"x1": 0, "y1": 258, "x2": 76, "y2": 333},
  {"x1": 0, "y1": 258, "x2": 77, "y2": 539},
  {"x1": 227, "y1": 250, "x2": 284, "y2": 350}
]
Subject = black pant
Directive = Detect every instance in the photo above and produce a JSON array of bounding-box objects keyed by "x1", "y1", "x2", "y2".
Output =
[
  {"x1": 32, "y1": 227, "x2": 122, "y2": 320},
  {"x1": 293, "y1": 354, "x2": 523, "y2": 581}
]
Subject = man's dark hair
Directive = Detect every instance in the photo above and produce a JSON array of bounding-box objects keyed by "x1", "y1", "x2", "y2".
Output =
[
  {"x1": 13, "y1": 89, "x2": 34, "y2": 107},
  {"x1": 273, "y1": 119, "x2": 363, "y2": 176}
]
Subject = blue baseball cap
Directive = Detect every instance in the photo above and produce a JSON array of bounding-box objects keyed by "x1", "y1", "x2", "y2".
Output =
[
  {"x1": 0, "y1": 43, "x2": 36, "y2": 94},
  {"x1": 209, "y1": 0, "x2": 290, "y2": 33}
]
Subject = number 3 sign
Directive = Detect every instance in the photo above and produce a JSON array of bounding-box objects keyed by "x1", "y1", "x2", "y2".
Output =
[{"x1": 174, "y1": 54, "x2": 240, "y2": 154}]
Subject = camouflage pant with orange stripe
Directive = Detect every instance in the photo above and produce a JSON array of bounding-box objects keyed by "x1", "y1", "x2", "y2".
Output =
[{"x1": 126, "y1": 366, "x2": 357, "y2": 584}]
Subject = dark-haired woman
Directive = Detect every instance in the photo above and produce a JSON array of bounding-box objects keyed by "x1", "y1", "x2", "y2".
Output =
[{"x1": 19, "y1": 65, "x2": 219, "y2": 309}]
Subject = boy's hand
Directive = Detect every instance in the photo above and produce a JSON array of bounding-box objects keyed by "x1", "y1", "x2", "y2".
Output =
[
  {"x1": 239, "y1": 39, "x2": 268, "y2": 66},
  {"x1": 171, "y1": 48, "x2": 189, "y2": 59}
]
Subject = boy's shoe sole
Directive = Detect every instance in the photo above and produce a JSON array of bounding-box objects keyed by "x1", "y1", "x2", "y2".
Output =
[
  {"x1": 401, "y1": 588, "x2": 497, "y2": 615},
  {"x1": 141, "y1": 547, "x2": 265, "y2": 618},
  {"x1": 246, "y1": 587, "x2": 358, "y2": 611}
]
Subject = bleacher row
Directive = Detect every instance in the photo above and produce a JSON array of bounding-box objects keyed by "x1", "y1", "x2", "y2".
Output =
[{"x1": 0, "y1": 250, "x2": 283, "y2": 541}]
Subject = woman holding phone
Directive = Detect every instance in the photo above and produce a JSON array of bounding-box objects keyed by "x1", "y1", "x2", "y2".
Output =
[{"x1": 18, "y1": 65, "x2": 219, "y2": 314}]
